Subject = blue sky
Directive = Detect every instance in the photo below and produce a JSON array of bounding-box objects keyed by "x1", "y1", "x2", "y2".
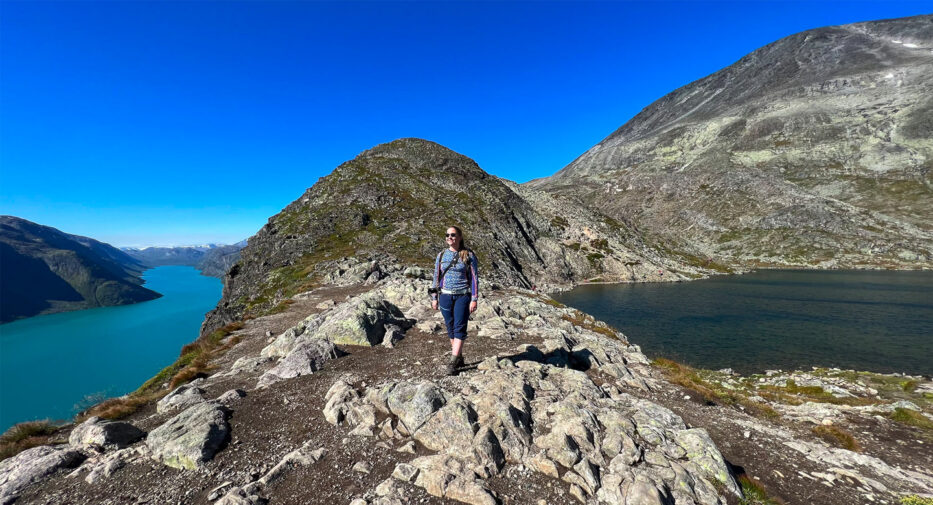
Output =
[{"x1": 1, "y1": 1, "x2": 929, "y2": 247}]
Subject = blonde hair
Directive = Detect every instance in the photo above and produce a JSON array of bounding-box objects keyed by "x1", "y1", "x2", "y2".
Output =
[{"x1": 448, "y1": 225, "x2": 471, "y2": 263}]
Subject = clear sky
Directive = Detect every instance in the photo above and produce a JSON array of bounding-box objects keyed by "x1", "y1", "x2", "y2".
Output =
[{"x1": 1, "y1": 1, "x2": 929, "y2": 247}]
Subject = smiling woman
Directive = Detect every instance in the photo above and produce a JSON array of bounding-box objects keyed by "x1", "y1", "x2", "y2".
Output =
[{"x1": 430, "y1": 225, "x2": 479, "y2": 376}]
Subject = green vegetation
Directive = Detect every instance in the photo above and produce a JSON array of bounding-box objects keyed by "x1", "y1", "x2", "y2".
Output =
[
  {"x1": 889, "y1": 408, "x2": 933, "y2": 431},
  {"x1": 653, "y1": 358, "x2": 780, "y2": 420},
  {"x1": 550, "y1": 216, "x2": 569, "y2": 230},
  {"x1": 900, "y1": 495, "x2": 933, "y2": 505},
  {"x1": 758, "y1": 379, "x2": 879, "y2": 407},
  {"x1": 561, "y1": 310, "x2": 619, "y2": 340},
  {"x1": 812, "y1": 425, "x2": 861, "y2": 452},
  {"x1": 0, "y1": 420, "x2": 59, "y2": 462},
  {"x1": 738, "y1": 475, "x2": 783, "y2": 505},
  {"x1": 590, "y1": 238, "x2": 610, "y2": 252}
]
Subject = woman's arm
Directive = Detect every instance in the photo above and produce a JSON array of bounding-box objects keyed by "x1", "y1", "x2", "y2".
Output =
[
  {"x1": 470, "y1": 252, "x2": 479, "y2": 301},
  {"x1": 432, "y1": 252, "x2": 441, "y2": 300}
]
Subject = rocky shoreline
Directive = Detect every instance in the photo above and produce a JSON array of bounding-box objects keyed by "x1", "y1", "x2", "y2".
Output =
[{"x1": 1, "y1": 266, "x2": 931, "y2": 505}]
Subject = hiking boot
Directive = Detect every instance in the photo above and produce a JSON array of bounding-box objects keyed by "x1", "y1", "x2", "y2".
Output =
[{"x1": 446, "y1": 354, "x2": 464, "y2": 376}]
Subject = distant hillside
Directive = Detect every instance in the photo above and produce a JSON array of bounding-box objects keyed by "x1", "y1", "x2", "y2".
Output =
[
  {"x1": 528, "y1": 14, "x2": 933, "y2": 268},
  {"x1": 123, "y1": 241, "x2": 245, "y2": 279},
  {"x1": 0, "y1": 216, "x2": 161, "y2": 323}
]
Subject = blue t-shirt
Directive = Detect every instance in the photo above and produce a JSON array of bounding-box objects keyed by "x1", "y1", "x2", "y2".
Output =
[{"x1": 432, "y1": 249, "x2": 479, "y2": 300}]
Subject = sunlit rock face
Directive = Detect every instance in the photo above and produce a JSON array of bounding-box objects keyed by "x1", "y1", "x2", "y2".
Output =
[{"x1": 528, "y1": 15, "x2": 933, "y2": 269}]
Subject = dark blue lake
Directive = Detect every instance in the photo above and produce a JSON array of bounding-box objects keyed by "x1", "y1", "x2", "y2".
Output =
[
  {"x1": 552, "y1": 270, "x2": 933, "y2": 376},
  {"x1": 0, "y1": 266, "x2": 222, "y2": 432}
]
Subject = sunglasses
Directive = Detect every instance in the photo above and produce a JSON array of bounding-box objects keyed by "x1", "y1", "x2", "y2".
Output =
[{"x1": 445, "y1": 233, "x2": 459, "y2": 238}]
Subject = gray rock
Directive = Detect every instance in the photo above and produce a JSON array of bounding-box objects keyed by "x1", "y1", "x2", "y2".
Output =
[
  {"x1": 387, "y1": 382, "x2": 448, "y2": 433},
  {"x1": 217, "y1": 389, "x2": 247, "y2": 405},
  {"x1": 156, "y1": 384, "x2": 207, "y2": 414},
  {"x1": 382, "y1": 324, "x2": 404, "y2": 348},
  {"x1": 258, "y1": 338, "x2": 339, "y2": 387},
  {"x1": 674, "y1": 428, "x2": 740, "y2": 496},
  {"x1": 314, "y1": 297, "x2": 410, "y2": 347},
  {"x1": 68, "y1": 416, "x2": 145, "y2": 450},
  {"x1": 352, "y1": 460, "x2": 372, "y2": 474},
  {"x1": 146, "y1": 402, "x2": 231, "y2": 470},
  {"x1": 0, "y1": 446, "x2": 86, "y2": 504},
  {"x1": 392, "y1": 463, "x2": 419, "y2": 483},
  {"x1": 413, "y1": 397, "x2": 477, "y2": 453},
  {"x1": 259, "y1": 442, "x2": 326, "y2": 485}
]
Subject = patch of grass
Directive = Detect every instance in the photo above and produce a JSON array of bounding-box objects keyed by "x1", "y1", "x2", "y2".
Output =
[
  {"x1": 738, "y1": 475, "x2": 783, "y2": 505},
  {"x1": 759, "y1": 380, "x2": 879, "y2": 407},
  {"x1": 812, "y1": 425, "x2": 861, "y2": 452},
  {"x1": 561, "y1": 311, "x2": 619, "y2": 340},
  {"x1": 900, "y1": 495, "x2": 933, "y2": 505},
  {"x1": 653, "y1": 358, "x2": 781, "y2": 420},
  {"x1": 902, "y1": 380, "x2": 920, "y2": 393},
  {"x1": 0, "y1": 421, "x2": 59, "y2": 462},
  {"x1": 550, "y1": 216, "x2": 569, "y2": 230},
  {"x1": 889, "y1": 408, "x2": 933, "y2": 431},
  {"x1": 590, "y1": 238, "x2": 610, "y2": 252}
]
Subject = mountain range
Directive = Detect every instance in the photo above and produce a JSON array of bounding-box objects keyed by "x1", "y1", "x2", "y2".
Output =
[{"x1": 122, "y1": 242, "x2": 246, "y2": 278}]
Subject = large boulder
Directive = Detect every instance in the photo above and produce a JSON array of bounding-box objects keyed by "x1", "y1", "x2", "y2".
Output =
[
  {"x1": 257, "y1": 338, "x2": 339, "y2": 387},
  {"x1": 0, "y1": 446, "x2": 86, "y2": 504},
  {"x1": 314, "y1": 297, "x2": 411, "y2": 347},
  {"x1": 146, "y1": 402, "x2": 231, "y2": 470},
  {"x1": 68, "y1": 416, "x2": 145, "y2": 450}
]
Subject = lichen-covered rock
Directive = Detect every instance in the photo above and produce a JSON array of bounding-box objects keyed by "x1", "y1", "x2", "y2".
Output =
[
  {"x1": 674, "y1": 428, "x2": 740, "y2": 495},
  {"x1": 314, "y1": 296, "x2": 411, "y2": 347},
  {"x1": 146, "y1": 402, "x2": 231, "y2": 470},
  {"x1": 0, "y1": 446, "x2": 86, "y2": 504},
  {"x1": 68, "y1": 416, "x2": 145, "y2": 450}
]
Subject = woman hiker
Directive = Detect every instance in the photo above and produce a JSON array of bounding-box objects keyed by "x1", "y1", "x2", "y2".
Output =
[{"x1": 430, "y1": 225, "x2": 479, "y2": 375}]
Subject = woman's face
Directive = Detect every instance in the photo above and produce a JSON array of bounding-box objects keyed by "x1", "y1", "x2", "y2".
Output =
[{"x1": 446, "y1": 227, "x2": 461, "y2": 249}]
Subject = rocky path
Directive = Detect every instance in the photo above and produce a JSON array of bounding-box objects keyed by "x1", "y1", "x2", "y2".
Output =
[{"x1": 3, "y1": 275, "x2": 931, "y2": 505}]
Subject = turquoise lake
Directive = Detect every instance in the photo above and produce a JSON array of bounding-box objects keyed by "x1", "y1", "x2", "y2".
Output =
[
  {"x1": 552, "y1": 270, "x2": 933, "y2": 376},
  {"x1": 0, "y1": 266, "x2": 221, "y2": 432}
]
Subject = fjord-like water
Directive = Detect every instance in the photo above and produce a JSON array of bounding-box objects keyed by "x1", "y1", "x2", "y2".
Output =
[
  {"x1": 0, "y1": 266, "x2": 221, "y2": 432},
  {"x1": 552, "y1": 270, "x2": 933, "y2": 376}
]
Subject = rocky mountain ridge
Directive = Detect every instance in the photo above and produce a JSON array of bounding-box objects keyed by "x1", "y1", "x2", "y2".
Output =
[
  {"x1": 0, "y1": 216, "x2": 161, "y2": 323},
  {"x1": 201, "y1": 138, "x2": 713, "y2": 339},
  {"x1": 527, "y1": 14, "x2": 933, "y2": 269}
]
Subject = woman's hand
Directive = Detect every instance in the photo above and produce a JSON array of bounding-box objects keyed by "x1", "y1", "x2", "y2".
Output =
[
  {"x1": 469, "y1": 301, "x2": 477, "y2": 314},
  {"x1": 432, "y1": 300, "x2": 438, "y2": 310}
]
